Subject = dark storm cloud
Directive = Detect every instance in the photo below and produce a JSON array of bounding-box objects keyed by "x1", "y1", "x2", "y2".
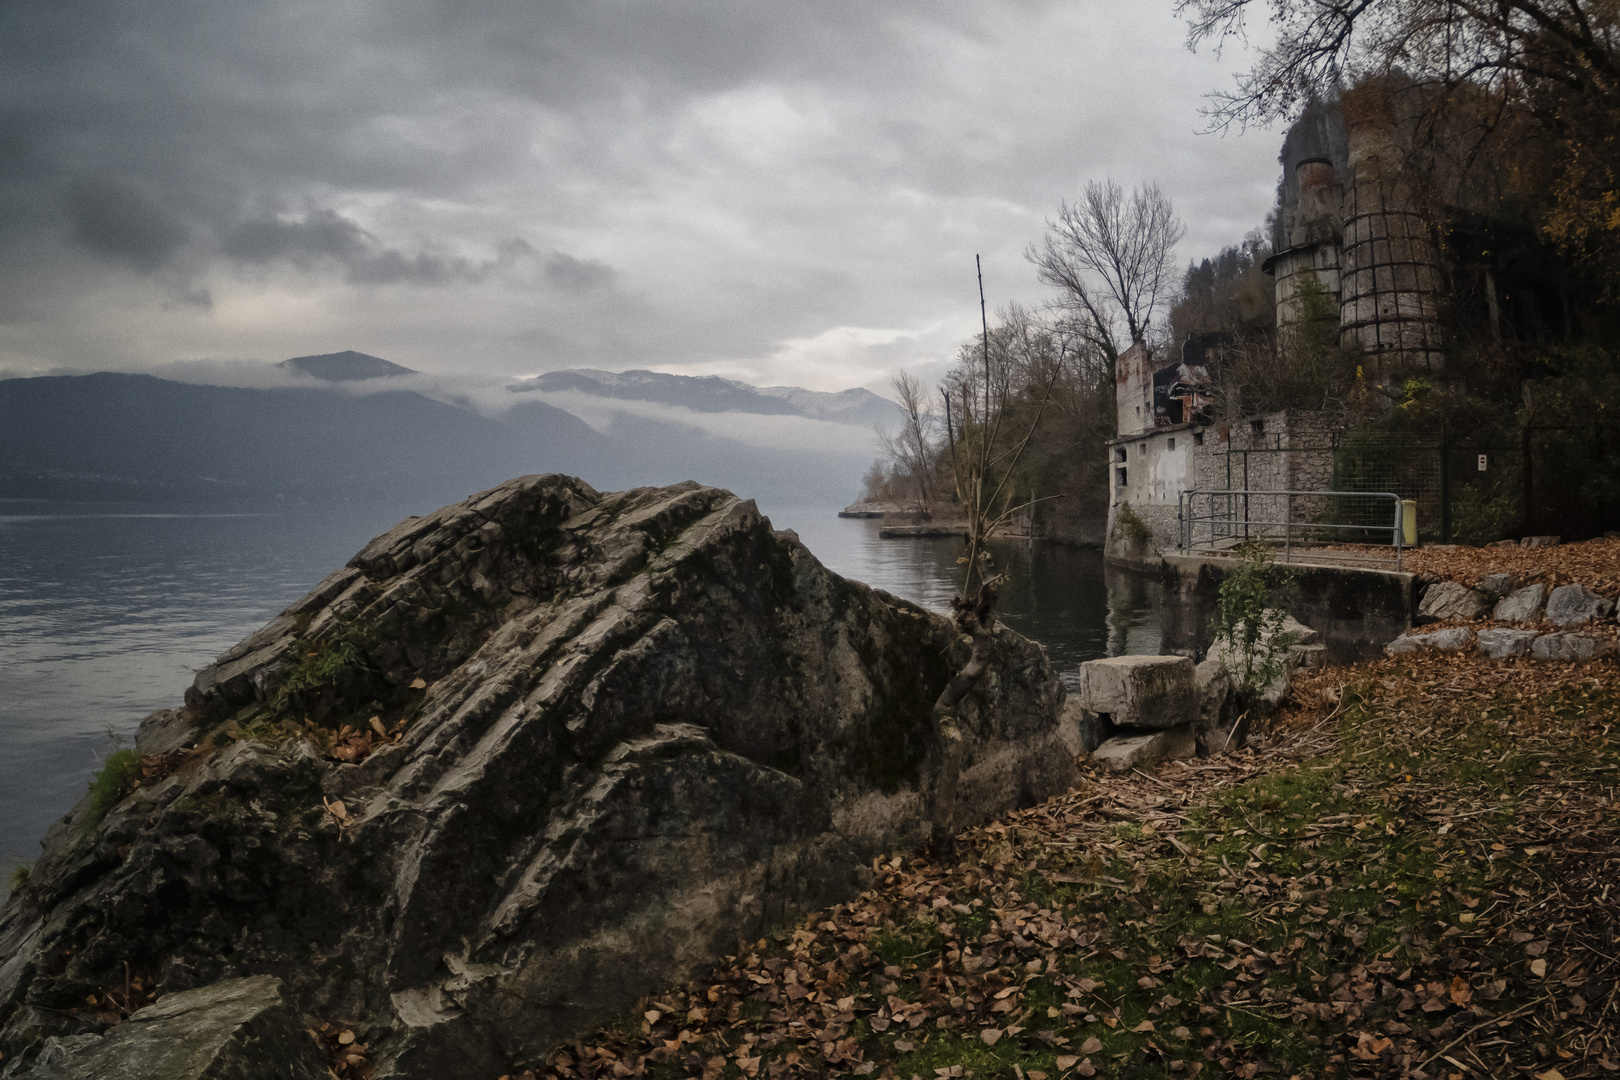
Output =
[
  {"x1": 64, "y1": 178, "x2": 189, "y2": 272},
  {"x1": 222, "y1": 210, "x2": 494, "y2": 286}
]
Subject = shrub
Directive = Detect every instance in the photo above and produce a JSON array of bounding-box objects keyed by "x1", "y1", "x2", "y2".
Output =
[
  {"x1": 1115, "y1": 503, "x2": 1153, "y2": 546},
  {"x1": 7, "y1": 863, "x2": 29, "y2": 894},
  {"x1": 85, "y1": 749, "x2": 140, "y2": 828},
  {"x1": 271, "y1": 638, "x2": 369, "y2": 719},
  {"x1": 1211, "y1": 539, "x2": 1297, "y2": 700}
]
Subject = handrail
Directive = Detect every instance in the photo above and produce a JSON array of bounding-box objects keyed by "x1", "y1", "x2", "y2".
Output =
[{"x1": 1177, "y1": 489, "x2": 1405, "y2": 570}]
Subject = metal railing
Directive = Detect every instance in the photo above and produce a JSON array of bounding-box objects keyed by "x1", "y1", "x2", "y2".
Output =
[{"x1": 1178, "y1": 489, "x2": 1407, "y2": 569}]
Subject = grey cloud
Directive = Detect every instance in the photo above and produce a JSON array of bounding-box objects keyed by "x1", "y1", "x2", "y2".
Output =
[
  {"x1": 221, "y1": 211, "x2": 549, "y2": 287},
  {"x1": 64, "y1": 178, "x2": 189, "y2": 272},
  {"x1": 545, "y1": 252, "x2": 616, "y2": 293},
  {"x1": 0, "y1": 0, "x2": 1283, "y2": 384},
  {"x1": 222, "y1": 211, "x2": 371, "y2": 266}
]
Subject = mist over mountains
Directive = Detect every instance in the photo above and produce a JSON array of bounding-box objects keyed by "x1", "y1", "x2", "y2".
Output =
[
  {"x1": 0, "y1": 357, "x2": 897, "y2": 512},
  {"x1": 513, "y1": 368, "x2": 899, "y2": 427}
]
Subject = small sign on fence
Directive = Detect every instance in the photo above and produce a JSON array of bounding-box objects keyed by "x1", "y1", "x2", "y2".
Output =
[{"x1": 1478, "y1": 454, "x2": 1488, "y2": 471}]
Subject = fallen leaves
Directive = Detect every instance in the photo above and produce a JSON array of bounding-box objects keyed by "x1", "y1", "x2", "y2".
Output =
[
  {"x1": 316, "y1": 1021, "x2": 373, "y2": 1079},
  {"x1": 1404, "y1": 536, "x2": 1620, "y2": 598},
  {"x1": 516, "y1": 650, "x2": 1618, "y2": 1080}
]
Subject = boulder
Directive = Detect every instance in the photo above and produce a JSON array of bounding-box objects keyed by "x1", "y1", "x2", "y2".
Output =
[
  {"x1": 1476, "y1": 628, "x2": 1541, "y2": 659},
  {"x1": 131, "y1": 709, "x2": 194, "y2": 757},
  {"x1": 1545, "y1": 584, "x2": 1616, "y2": 627},
  {"x1": 1279, "y1": 614, "x2": 1321, "y2": 646},
  {"x1": 1074, "y1": 655, "x2": 1196, "y2": 730},
  {"x1": 1479, "y1": 573, "x2": 1516, "y2": 598},
  {"x1": 1418, "y1": 581, "x2": 1493, "y2": 621},
  {"x1": 1492, "y1": 583, "x2": 1547, "y2": 623},
  {"x1": 10, "y1": 977, "x2": 327, "y2": 1080},
  {"x1": 1204, "y1": 612, "x2": 1320, "y2": 714},
  {"x1": 1521, "y1": 535, "x2": 1561, "y2": 548},
  {"x1": 1091, "y1": 725, "x2": 1198, "y2": 773},
  {"x1": 1531, "y1": 633, "x2": 1617, "y2": 662},
  {"x1": 0, "y1": 477, "x2": 1076, "y2": 1078},
  {"x1": 1385, "y1": 626, "x2": 1476, "y2": 655}
]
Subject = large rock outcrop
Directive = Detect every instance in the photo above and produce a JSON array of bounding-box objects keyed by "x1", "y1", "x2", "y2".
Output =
[{"x1": 0, "y1": 476, "x2": 1077, "y2": 1078}]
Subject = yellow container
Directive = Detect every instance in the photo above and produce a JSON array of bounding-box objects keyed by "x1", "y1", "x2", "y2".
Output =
[{"x1": 1401, "y1": 499, "x2": 1417, "y2": 546}]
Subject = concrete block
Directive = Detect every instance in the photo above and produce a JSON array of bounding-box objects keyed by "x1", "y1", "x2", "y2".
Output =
[
  {"x1": 1476, "y1": 628, "x2": 1540, "y2": 659},
  {"x1": 1075, "y1": 654, "x2": 1196, "y2": 730},
  {"x1": 1091, "y1": 724, "x2": 1198, "y2": 773},
  {"x1": 1492, "y1": 584, "x2": 1546, "y2": 623},
  {"x1": 1291, "y1": 643, "x2": 1327, "y2": 670}
]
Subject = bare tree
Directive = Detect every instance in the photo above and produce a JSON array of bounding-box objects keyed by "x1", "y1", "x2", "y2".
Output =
[
  {"x1": 924, "y1": 265, "x2": 1061, "y2": 856},
  {"x1": 1176, "y1": 0, "x2": 1620, "y2": 131},
  {"x1": 876, "y1": 371, "x2": 940, "y2": 514},
  {"x1": 1027, "y1": 179, "x2": 1186, "y2": 378}
]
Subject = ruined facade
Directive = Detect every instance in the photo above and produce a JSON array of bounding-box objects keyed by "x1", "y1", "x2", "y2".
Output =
[
  {"x1": 1105, "y1": 342, "x2": 1338, "y2": 562},
  {"x1": 1264, "y1": 94, "x2": 1448, "y2": 375}
]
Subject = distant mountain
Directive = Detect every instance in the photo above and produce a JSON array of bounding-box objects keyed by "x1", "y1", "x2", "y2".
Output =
[
  {"x1": 514, "y1": 368, "x2": 900, "y2": 428},
  {"x1": 0, "y1": 373, "x2": 604, "y2": 506},
  {"x1": 278, "y1": 351, "x2": 417, "y2": 381},
  {"x1": 0, "y1": 371, "x2": 880, "y2": 512}
]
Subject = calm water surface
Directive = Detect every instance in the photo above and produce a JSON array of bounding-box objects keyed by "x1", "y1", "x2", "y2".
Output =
[{"x1": 0, "y1": 497, "x2": 1160, "y2": 878}]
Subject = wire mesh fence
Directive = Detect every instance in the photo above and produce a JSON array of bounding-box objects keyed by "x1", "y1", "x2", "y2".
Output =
[
  {"x1": 1332, "y1": 431, "x2": 1524, "y2": 544},
  {"x1": 1202, "y1": 432, "x2": 1527, "y2": 547},
  {"x1": 1179, "y1": 489, "x2": 1406, "y2": 568}
]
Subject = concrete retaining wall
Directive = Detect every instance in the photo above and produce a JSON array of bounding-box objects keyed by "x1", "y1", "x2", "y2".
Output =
[{"x1": 1142, "y1": 554, "x2": 1416, "y2": 664}]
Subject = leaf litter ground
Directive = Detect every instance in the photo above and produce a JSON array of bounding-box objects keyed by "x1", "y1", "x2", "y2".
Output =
[{"x1": 507, "y1": 654, "x2": 1619, "y2": 1080}]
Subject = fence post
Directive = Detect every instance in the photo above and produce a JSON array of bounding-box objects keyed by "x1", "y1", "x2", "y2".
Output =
[
  {"x1": 1393, "y1": 495, "x2": 1404, "y2": 570},
  {"x1": 1284, "y1": 491, "x2": 1292, "y2": 563}
]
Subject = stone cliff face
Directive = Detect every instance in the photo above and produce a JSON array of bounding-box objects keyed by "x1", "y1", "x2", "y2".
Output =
[{"x1": 0, "y1": 476, "x2": 1077, "y2": 1078}]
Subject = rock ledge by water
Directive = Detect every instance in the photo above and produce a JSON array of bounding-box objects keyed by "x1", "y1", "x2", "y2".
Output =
[{"x1": 0, "y1": 476, "x2": 1077, "y2": 1078}]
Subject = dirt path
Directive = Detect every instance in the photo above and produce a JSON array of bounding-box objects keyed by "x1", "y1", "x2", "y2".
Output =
[{"x1": 510, "y1": 655, "x2": 1620, "y2": 1080}]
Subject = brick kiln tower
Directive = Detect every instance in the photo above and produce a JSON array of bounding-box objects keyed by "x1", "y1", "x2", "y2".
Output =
[{"x1": 1337, "y1": 86, "x2": 1446, "y2": 375}]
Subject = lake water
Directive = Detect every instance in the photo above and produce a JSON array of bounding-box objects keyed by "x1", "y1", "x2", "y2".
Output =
[{"x1": 0, "y1": 496, "x2": 1160, "y2": 881}]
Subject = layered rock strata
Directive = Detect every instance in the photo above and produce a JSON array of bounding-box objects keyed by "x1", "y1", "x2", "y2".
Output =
[{"x1": 0, "y1": 476, "x2": 1077, "y2": 1078}]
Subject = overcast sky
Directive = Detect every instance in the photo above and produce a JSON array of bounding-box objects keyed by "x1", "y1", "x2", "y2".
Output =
[{"x1": 0, "y1": 1, "x2": 1282, "y2": 394}]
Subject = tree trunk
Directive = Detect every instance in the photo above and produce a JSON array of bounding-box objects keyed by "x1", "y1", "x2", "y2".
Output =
[{"x1": 924, "y1": 581, "x2": 998, "y2": 857}]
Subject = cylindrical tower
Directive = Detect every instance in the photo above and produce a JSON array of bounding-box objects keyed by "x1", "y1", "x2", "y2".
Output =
[
  {"x1": 1272, "y1": 158, "x2": 1343, "y2": 331},
  {"x1": 1339, "y1": 92, "x2": 1445, "y2": 375}
]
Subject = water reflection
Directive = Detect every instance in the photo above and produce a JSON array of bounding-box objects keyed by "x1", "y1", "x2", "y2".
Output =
[
  {"x1": 779, "y1": 512, "x2": 1162, "y2": 686},
  {"x1": 0, "y1": 501, "x2": 1160, "y2": 875}
]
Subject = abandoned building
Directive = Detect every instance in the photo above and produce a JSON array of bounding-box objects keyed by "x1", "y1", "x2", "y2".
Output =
[
  {"x1": 1102, "y1": 86, "x2": 1560, "y2": 562},
  {"x1": 1105, "y1": 336, "x2": 1340, "y2": 561}
]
